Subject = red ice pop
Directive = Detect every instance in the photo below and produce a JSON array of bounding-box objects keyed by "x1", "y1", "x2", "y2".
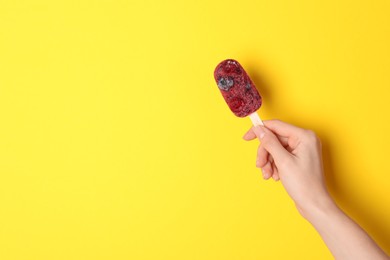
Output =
[{"x1": 213, "y1": 59, "x2": 263, "y2": 126}]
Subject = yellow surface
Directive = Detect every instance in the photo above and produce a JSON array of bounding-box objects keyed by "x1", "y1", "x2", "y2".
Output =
[{"x1": 0, "y1": 0, "x2": 389, "y2": 259}]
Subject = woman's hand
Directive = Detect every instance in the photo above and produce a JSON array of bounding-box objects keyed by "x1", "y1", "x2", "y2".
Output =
[
  {"x1": 243, "y1": 120, "x2": 333, "y2": 217},
  {"x1": 243, "y1": 119, "x2": 389, "y2": 260}
]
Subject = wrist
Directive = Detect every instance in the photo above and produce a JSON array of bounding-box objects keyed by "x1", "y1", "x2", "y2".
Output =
[{"x1": 297, "y1": 193, "x2": 339, "y2": 223}]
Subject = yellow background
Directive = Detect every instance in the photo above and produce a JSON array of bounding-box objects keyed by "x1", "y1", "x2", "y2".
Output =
[{"x1": 1, "y1": 0, "x2": 389, "y2": 259}]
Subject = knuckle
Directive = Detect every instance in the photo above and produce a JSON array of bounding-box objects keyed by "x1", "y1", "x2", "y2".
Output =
[
  {"x1": 305, "y1": 129, "x2": 316, "y2": 137},
  {"x1": 301, "y1": 129, "x2": 323, "y2": 150},
  {"x1": 304, "y1": 129, "x2": 319, "y2": 144}
]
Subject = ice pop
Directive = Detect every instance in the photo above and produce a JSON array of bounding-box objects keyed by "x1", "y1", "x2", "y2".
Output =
[{"x1": 213, "y1": 59, "x2": 263, "y2": 126}]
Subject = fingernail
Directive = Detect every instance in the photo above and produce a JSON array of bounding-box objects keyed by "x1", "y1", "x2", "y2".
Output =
[
  {"x1": 262, "y1": 168, "x2": 268, "y2": 179},
  {"x1": 254, "y1": 126, "x2": 265, "y2": 139}
]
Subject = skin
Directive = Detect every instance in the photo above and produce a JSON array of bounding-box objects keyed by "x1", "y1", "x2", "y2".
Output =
[{"x1": 243, "y1": 120, "x2": 389, "y2": 260}]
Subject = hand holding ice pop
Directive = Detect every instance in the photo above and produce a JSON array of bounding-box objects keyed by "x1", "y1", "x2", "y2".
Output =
[
  {"x1": 243, "y1": 120, "x2": 390, "y2": 260},
  {"x1": 212, "y1": 59, "x2": 389, "y2": 260}
]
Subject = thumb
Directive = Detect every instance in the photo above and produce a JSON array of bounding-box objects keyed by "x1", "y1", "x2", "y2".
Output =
[{"x1": 252, "y1": 125, "x2": 291, "y2": 166}]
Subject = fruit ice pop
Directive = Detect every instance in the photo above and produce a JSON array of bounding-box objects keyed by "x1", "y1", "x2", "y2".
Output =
[{"x1": 213, "y1": 59, "x2": 263, "y2": 125}]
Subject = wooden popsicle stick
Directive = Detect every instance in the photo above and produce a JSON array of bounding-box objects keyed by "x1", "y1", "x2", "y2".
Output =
[{"x1": 249, "y1": 112, "x2": 264, "y2": 126}]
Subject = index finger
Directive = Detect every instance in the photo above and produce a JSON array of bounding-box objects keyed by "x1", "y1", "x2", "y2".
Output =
[
  {"x1": 243, "y1": 126, "x2": 289, "y2": 146},
  {"x1": 263, "y1": 119, "x2": 306, "y2": 138}
]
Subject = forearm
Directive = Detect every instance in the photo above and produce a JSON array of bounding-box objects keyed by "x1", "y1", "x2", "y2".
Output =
[{"x1": 304, "y1": 200, "x2": 389, "y2": 260}]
